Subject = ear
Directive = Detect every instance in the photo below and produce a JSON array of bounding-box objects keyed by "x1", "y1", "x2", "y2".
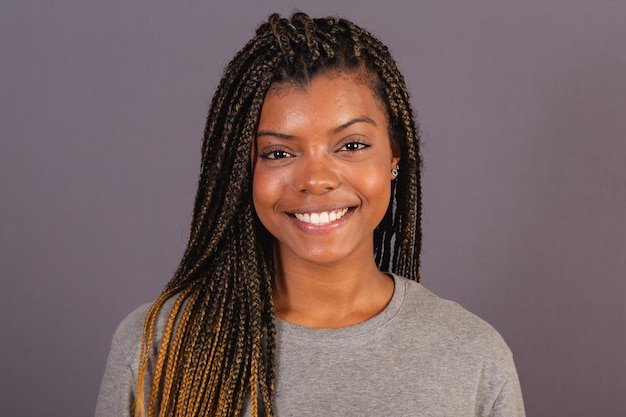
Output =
[{"x1": 389, "y1": 135, "x2": 401, "y2": 176}]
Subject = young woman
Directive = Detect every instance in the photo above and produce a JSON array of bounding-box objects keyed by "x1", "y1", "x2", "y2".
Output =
[{"x1": 96, "y1": 13, "x2": 525, "y2": 417}]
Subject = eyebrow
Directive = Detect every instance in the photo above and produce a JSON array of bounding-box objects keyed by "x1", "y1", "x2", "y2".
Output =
[
  {"x1": 329, "y1": 116, "x2": 377, "y2": 135},
  {"x1": 256, "y1": 116, "x2": 377, "y2": 139},
  {"x1": 256, "y1": 130, "x2": 295, "y2": 139}
]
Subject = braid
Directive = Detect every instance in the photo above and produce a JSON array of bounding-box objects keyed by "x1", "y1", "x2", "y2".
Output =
[{"x1": 135, "y1": 12, "x2": 421, "y2": 417}]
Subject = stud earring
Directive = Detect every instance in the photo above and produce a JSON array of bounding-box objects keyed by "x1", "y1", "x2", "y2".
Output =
[{"x1": 391, "y1": 165, "x2": 399, "y2": 179}]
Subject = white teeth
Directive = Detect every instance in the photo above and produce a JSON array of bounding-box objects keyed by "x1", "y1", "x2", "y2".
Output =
[{"x1": 294, "y1": 208, "x2": 349, "y2": 226}]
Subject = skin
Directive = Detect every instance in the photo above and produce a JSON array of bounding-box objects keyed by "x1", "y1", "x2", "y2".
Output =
[{"x1": 253, "y1": 71, "x2": 400, "y2": 328}]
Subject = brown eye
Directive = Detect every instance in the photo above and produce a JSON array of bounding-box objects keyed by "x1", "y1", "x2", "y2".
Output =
[
  {"x1": 340, "y1": 142, "x2": 370, "y2": 152},
  {"x1": 261, "y1": 150, "x2": 293, "y2": 160}
]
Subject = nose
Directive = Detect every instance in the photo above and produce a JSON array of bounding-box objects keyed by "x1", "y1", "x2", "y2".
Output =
[{"x1": 296, "y1": 155, "x2": 340, "y2": 194}]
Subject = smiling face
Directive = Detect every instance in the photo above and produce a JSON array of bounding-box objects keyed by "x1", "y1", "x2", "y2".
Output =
[{"x1": 252, "y1": 72, "x2": 400, "y2": 268}]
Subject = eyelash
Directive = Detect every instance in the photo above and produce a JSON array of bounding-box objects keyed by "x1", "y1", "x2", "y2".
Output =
[
  {"x1": 259, "y1": 141, "x2": 371, "y2": 160},
  {"x1": 259, "y1": 149, "x2": 293, "y2": 160},
  {"x1": 339, "y1": 141, "x2": 370, "y2": 152}
]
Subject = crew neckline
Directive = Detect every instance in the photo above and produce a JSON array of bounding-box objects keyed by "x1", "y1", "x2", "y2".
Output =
[{"x1": 275, "y1": 273, "x2": 407, "y2": 340}]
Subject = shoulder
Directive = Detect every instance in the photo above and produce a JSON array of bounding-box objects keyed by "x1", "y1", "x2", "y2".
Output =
[
  {"x1": 108, "y1": 297, "x2": 177, "y2": 370},
  {"x1": 107, "y1": 303, "x2": 152, "y2": 369},
  {"x1": 393, "y1": 276, "x2": 524, "y2": 414},
  {"x1": 113, "y1": 303, "x2": 153, "y2": 341},
  {"x1": 395, "y1": 275, "x2": 514, "y2": 362}
]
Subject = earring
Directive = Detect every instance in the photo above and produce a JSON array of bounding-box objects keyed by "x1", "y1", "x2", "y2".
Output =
[{"x1": 391, "y1": 165, "x2": 399, "y2": 179}]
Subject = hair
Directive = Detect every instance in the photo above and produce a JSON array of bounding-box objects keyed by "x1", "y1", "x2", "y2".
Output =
[{"x1": 135, "y1": 12, "x2": 422, "y2": 417}]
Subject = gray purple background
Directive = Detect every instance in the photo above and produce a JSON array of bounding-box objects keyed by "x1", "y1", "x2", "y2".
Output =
[{"x1": 2, "y1": 0, "x2": 625, "y2": 416}]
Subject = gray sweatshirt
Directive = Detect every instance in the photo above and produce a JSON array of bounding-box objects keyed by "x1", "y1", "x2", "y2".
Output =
[{"x1": 96, "y1": 274, "x2": 525, "y2": 416}]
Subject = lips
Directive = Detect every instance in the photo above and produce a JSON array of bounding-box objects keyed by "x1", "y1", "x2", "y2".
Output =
[{"x1": 292, "y1": 208, "x2": 350, "y2": 226}]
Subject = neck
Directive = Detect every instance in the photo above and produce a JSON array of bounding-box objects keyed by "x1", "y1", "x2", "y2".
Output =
[{"x1": 272, "y1": 255, "x2": 394, "y2": 328}]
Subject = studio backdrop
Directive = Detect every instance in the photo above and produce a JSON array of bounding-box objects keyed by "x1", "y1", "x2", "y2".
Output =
[{"x1": 1, "y1": 1, "x2": 625, "y2": 416}]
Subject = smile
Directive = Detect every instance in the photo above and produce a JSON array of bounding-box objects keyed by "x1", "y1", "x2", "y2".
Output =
[{"x1": 293, "y1": 208, "x2": 350, "y2": 226}]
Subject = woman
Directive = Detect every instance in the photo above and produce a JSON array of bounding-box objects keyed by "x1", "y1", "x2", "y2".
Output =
[{"x1": 96, "y1": 13, "x2": 525, "y2": 417}]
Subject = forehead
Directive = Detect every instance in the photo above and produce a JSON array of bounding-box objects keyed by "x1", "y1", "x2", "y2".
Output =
[{"x1": 260, "y1": 72, "x2": 388, "y2": 127}]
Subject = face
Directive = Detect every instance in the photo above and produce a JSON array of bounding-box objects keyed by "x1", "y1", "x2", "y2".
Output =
[{"x1": 252, "y1": 72, "x2": 400, "y2": 268}]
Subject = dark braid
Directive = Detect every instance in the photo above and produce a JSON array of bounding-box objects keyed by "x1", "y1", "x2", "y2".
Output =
[{"x1": 135, "y1": 12, "x2": 422, "y2": 417}]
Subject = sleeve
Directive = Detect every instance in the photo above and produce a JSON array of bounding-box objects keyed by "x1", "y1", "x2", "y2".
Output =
[
  {"x1": 95, "y1": 305, "x2": 150, "y2": 417},
  {"x1": 488, "y1": 363, "x2": 526, "y2": 417}
]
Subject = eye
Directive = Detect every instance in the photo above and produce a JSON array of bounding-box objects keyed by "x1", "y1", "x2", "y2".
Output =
[
  {"x1": 260, "y1": 149, "x2": 294, "y2": 160},
  {"x1": 339, "y1": 141, "x2": 371, "y2": 152}
]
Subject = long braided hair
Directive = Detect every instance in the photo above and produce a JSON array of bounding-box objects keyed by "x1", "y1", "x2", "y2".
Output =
[{"x1": 135, "y1": 12, "x2": 422, "y2": 417}]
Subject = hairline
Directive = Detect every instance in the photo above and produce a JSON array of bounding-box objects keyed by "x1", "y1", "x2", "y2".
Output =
[{"x1": 263, "y1": 66, "x2": 396, "y2": 142}]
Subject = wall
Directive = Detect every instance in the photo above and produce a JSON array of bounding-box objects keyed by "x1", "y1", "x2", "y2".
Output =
[{"x1": 1, "y1": 1, "x2": 625, "y2": 416}]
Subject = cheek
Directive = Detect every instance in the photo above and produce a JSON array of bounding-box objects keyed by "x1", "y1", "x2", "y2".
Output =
[
  {"x1": 371, "y1": 177, "x2": 392, "y2": 206},
  {"x1": 252, "y1": 168, "x2": 284, "y2": 222},
  {"x1": 358, "y1": 165, "x2": 393, "y2": 212}
]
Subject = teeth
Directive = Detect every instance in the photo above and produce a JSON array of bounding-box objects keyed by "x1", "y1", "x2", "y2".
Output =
[{"x1": 294, "y1": 208, "x2": 349, "y2": 226}]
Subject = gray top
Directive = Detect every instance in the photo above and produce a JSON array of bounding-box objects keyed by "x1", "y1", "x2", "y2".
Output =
[{"x1": 96, "y1": 274, "x2": 525, "y2": 416}]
